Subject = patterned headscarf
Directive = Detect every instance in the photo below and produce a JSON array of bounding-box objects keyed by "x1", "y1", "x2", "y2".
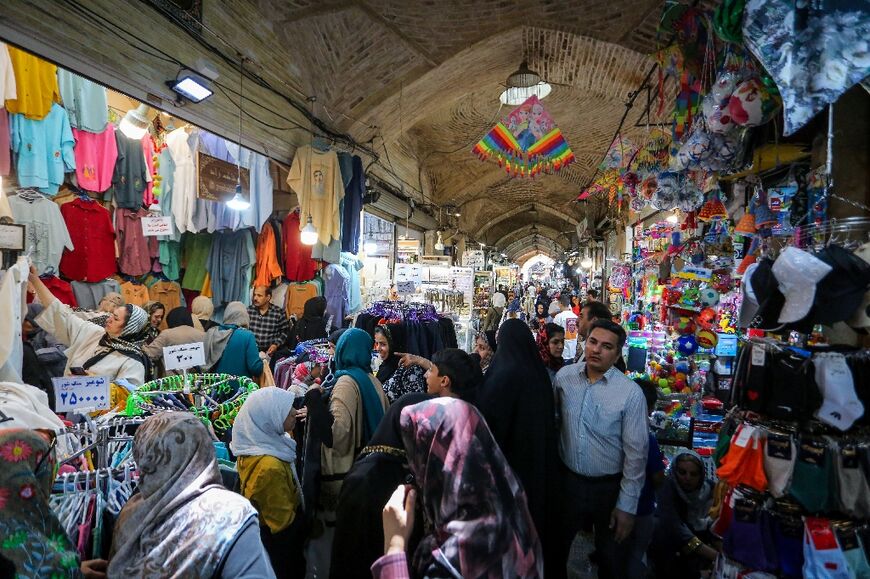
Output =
[
  {"x1": 400, "y1": 398, "x2": 543, "y2": 578},
  {"x1": 109, "y1": 412, "x2": 258, "y2": 578},
  {"x1": 121, "y1": 304, "x2": 148, "y2": 338},
  {"x1": 0, "y1": 429, "x2": 81, "y2": 578},
  {"x1": 537, "y1": 323, "x2": 564, "y2": 372}
]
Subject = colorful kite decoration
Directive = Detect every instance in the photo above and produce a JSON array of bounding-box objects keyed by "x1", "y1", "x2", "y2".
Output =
[
  {"x1": 599, "y1": 135, "x2": 638, "y2": 171},
  {"x1": 472, "y1": 95, "x2": 574, "y2": 178}
]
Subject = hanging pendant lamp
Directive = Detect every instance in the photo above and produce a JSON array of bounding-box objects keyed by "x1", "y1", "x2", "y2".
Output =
[
  {"x1": 499, "y1": 61, "x2": 552, "y2": 105},
  {"x1": 228, "y1": 56, "x2": 250, "y2": 211}
]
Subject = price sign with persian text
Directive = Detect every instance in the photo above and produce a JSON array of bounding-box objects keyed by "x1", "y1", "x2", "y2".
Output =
[
  {"x1": 163, "y1": 342, "x2": 206, "y2": 371},
  {"x1": 53, "y1": 376, "x2": 110, "y2": 412}
]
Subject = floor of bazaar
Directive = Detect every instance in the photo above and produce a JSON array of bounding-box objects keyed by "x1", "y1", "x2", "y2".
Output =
[{"x1": 2, "y1": 1, "x2": 870, "y2": 578}]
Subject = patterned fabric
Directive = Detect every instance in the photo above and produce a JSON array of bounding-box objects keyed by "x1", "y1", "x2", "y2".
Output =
[
  {"x1": 108, "y1": 412, "x2": 259, "y2": 578},
  {"x1": 400, "y1": 398, "x2": 543, "y2": 578},
  {"x1": 744, "y1": 0, "x2": 870, "y2": 135},
  {"x1": 382, "y1": 364, "x2": 427, "y2": 404},
  {"x1": 0, "y1": 429, "x2": 82, "y2": 578},
  {"x1": 247, "y1": 303, "x2": 290, "y2": 351},
  {"x1": 536, "y1": 325, "x2": 563, "y2": 375}
]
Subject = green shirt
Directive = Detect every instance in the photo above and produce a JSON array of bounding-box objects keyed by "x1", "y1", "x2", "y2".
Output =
[{"x1": 181, "y1": 232, "x2": 212, "y2": 290}]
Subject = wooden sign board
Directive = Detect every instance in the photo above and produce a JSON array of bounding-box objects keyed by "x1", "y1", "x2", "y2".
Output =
[{"x1": 197, "y1": 151, "x2": 250, "y2": 202}]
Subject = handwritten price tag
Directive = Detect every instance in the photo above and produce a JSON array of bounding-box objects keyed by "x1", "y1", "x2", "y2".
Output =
[
  {"x1": 52, "y1": 376, "x2": 110, "y2": 412},
  {"x1": 141, "y1": 216, "x2": 173, "y2": 237},
  {"x1": 163, "y1": 342, "x2": 206, "y2": 371}
]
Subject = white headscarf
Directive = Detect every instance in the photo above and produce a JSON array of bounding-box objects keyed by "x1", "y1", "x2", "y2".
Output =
[
  {"x1": 492, "y1": 293, "x2": 506, "y2": 308},
  {"x1": 230, "y1": 388, "x2": 298, "y2": 464}
]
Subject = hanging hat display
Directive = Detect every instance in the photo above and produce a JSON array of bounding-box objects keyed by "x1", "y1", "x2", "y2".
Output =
[
  {"x1": 752, "y1": 192, "x2": 777, "y2": 228},
  {"x1": 734, "y1": 210, "x2": 757, "y2": 236},
  {"x1": 698, "y1": 191, "x2": 729, "y2": 222}
]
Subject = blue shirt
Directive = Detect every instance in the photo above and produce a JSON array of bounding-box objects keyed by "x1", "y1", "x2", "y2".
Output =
[
  {"x1": 57, "y1": 69, "x2": 108, "y2": 133},
  {"x1": 10, "y1": 103, "x2": 76, "y2": 195},
  {"x1": 637, "y1": 432, "x2": 665, "y2": 516}
]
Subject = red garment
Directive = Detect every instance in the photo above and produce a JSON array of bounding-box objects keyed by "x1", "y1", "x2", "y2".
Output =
[
  {"x1": 0, "y1": 109, "x2": 10, "y2": 176},
  {"x1": 283, "y1": 211, "x2": 317, "y2": 282},
  {"x1": 116, "y1": 208, "x2": 157, "y2": 276},
  {"x1": 59, "y1": 198, "x2": 117, "y2": 282},
  {"x1": 142, "y1": 134, "x2": 156, "y2": 206},
  {"x1": 38, "y1": 275, "x2": 77, "y2": 306}
]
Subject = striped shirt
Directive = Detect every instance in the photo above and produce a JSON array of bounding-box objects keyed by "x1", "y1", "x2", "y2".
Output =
[{"x1": 553, "y1": 363, "x2": 649, "y2": 514}]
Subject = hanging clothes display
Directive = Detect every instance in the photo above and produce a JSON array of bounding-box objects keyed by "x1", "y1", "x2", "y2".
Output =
[
  {"x1": 111, "y1": 131, "x2": 148, "y2": 209},
  {"x1": 116, "y1": 208, "x2": 158, "y2": 276},
  {"x1": 141, "y1": 133, "x2": 157, "y2": 206},
  {"x1": 0, "y1": 257, "x2": 30, "y2": 382},
  {"x1": 339, "y1": 153, "x2": 365, "y2": 254},
  {"x1": 282, "y1": 210, "x2": 318, "y2": 282},
  {"x1": 158, "y1": 240, "x2": 182, "y2": 281},
  {"x1": 120, "y1": 280, "x2": 149, "y2": 306},
  {"x1": 70, "y1": 279, "x2": 122, "y2": 310},
  {"x1": 206, "y1": 229, "x2": 255, "y2": 307},
  {"x1": 56, "y1": 68, "x2": 108, "y2": 133},
  {"x1": 38, "y1": 274, "x2": 77, "y2": 306},
  {"x1": 10, "y1": 103, "x2": 76, "y2": 195},
  {"x1": 0, "y1": 42, "x2": 16, "y2": 176},
  {"x1": 181, "y1": 232, "x2": 212, "y2": 292},
  {"x1": 286, "y1": 282, "x2": 321, "y2": 319},
  {"x1": 72, "y1": 124, "x2": 118, "y2": 192},
  {"x1": 4, "y1": 45, "x2": 59, "y2": 120},
  {"x1": 253, "y1": 222, "x2": 283, "y2": 287},
  {"x1": 323, "y1": 262, "x2": 350, "y2": 327},
  {"x1": 59, "y1": 196, "x2": 117, "y2": 282},
  {"x1": 7, "y1": 190, "x2": 73, "y2": 275},
  {"x1": 286, "y1": 145, "x2": 343, "y2": 246},
  {"x1": 164, "y1": 127, "x2": 197, "y2": 233},
  {"x1": 340, "y1": 252, "x2": 364, "y2": 314},
  {"x1": 355, "y1": 302, "x2": 458, "y2": 358},
  {"x1": 148, "y1": 280, "x2": 183, "y2": 314}
]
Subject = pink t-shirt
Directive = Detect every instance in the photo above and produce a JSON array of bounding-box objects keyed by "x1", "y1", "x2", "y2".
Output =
[
  {"x1": 72, "y1": 124, "x2": 118, "y2": 192},
  {"x1": 142, "y1": 133, "x2": 156, "y2": 206}
]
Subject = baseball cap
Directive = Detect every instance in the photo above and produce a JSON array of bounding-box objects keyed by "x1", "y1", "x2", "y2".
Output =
[
  {"x1": 811, "y1": 244, "x2": 870, "y2": 326},
  {"x1": 747, "y1": 259, "x2": 785, "y2": 332},
  {"x1": 814, "y1": 352, "x2": 864, "y2": 431},
  {"x1": 847, "y1": 242, "x2": 870, "y2": 329},
  {"x1": 773, "y1": 247, "x2": 832, "y2": 324}
]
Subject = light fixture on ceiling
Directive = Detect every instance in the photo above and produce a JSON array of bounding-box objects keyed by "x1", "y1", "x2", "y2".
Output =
[
  {"x1": 227, "y1": 56, "x2": 250, "y2": 211},
  {"x1": 434, "y1": 231, "x2": 445, "y2": 251},
  {"x1": 301, "y1": 215, "x2": 318, "y2": 246},
  {"x1": 499, "y1": 61, "x2": 552, "y2": 105},
  {"x1": 119, "y1": 103, "x2": 151, "y2": 139},
  {"x1": 169, "y1": 73, "x2": 214, "y2": 103}
]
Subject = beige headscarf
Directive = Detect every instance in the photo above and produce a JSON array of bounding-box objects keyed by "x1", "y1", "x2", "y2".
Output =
[
  {"x1": 191, "y1": 296, "x2": 214, "y2": 329},
  {"x1": 109, "y1": 412, "x2": 257, "y2": 578}
]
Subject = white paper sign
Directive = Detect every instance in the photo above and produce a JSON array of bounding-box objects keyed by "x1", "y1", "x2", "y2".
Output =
[
  {"x1": 394, "y1": 263, "x2": 422, "y2": 294},
  {"x1": 141, "y1": 216, "x2": 173, "y2": 237},
  {"x1": 163, "y1": 342, "x2": 206, "y2": 371},
  {"x1": 462, "y1": 250, "x2": 485, "y2": 269},
  {"x1": 53, "y1": 376, "x2": 110, "y2": 412}
]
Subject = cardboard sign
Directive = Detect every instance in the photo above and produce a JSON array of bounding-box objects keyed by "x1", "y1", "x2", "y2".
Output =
[
  {"x1": 0, "y1": 223, "x2": 25, "y2": 250},
  {"x1": 141, "y1": 216, "x2": 173, "y2": 236},
  {"x1": 163, "y1": 342, "x2": 206, "y2": 371},
  {"x1": 53, "y1": 376, "x2": 110, "y2": 412}
]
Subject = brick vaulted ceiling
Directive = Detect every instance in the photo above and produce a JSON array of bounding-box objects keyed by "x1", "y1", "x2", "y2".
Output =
[{"x1": 250, "y1": 0, "x2": 667, "y2": 257}]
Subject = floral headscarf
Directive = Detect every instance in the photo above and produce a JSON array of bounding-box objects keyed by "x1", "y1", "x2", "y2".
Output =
[
  {"x1": 400, "y1": 398, "x2": 543, "y2": 578},
  {"x1": 536, "y1": 323, "x2": 564, "y2": 373},
  {"x1": 0, "y1": 429, "x2": 81, "y2": 578}
]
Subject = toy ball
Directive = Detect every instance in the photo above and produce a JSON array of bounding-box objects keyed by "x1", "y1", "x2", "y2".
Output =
[
  {"x1": 675, "y1": 361, "x2": 690, "y2": 374},
  {"x1": 661, "y1": 388, "x2": 672, "y2": 396},
  {"x1": 675, "y1": 316, "x2": 696, "y2": 335},
  {"x1": 728, "y1": 77, "x2": 777, "y2": 128},
  {"x1": 667, "y1": 376, "x2": 676, "y2": 385},
  {"x1": 675, "y1": 379, "x2": 687, "y2": 390},
  {"x1": 675, "y1": 372, "x2": 687, "y2": 382},
  {"x1": 699, "y1": 288, "x2": 720, "y2": 307},
  {"x1": 696, "y1": 329, "x2": 719, "y2": 349},
  {"x1": 697, "y1": 307, "x2": 717, "y2": 330},
  {"x1": 682, "y1": 387, "x2": 693, "y2": 394},
  {"x1": 677, "y1": 334, "x2": 699, "y2": 356},
  {"x1": 658, "y1": 378, "x2": 669, "y2": 389}
]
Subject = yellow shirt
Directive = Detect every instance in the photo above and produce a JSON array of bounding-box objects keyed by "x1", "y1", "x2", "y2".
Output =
[
  {"x1": 237, "y1": 455, "x2": 300, "y2": 533},
  {"x1": 5, "y1": 46, "x2": 59, "y2": 119},
  {"x1": 287, "y1": 146, "x2": 342, "y2": 246}
]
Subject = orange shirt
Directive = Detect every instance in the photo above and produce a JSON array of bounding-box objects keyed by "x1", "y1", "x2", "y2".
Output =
[
  {"x1": 253, "y1": 223, "x2": 283, "y2": 287},
  {"x1": 5, "y1": 46, "x2": 59, "y2": 119}
]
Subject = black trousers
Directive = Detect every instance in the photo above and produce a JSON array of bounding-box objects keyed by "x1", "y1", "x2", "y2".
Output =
[
  {"x1": 560, "y1": 466, "x2": 631, "y2": 579},
  {"x1": 261, "y1": 515, "x2": 307, "y2": 579}
]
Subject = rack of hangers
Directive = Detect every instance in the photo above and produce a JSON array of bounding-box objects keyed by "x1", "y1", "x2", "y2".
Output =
[
  {"x1": 124, "y1": 373, "x2": 259, "y2": 436},
  {"x1": 364, "y1": 300, "x2": 439, "y2": 322}
]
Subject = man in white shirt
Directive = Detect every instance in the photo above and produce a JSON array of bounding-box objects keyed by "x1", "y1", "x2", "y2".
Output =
[
  {"x1": 554, "y1": 319, "x2": 649, "y2": 578},
  {"x1": 552, "y1": 294, "x2": 579, "y2": 362}
]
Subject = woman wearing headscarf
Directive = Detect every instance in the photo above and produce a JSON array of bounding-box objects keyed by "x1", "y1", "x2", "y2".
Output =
[
  {"x1": 109, "y1": 412, "x2": 275, "y2": 578},
  {"x1": 134, "y1": 301, "x2": 165, "y2": 345},
  {"x1": 29, "y1": 266, "x2": 150, "y2": 385},
  {"x1": 482, "y1": 292, "x2": 506, "y2": 332},
  {"x1": 232, "y1": 388, "x2": 305, "y2": 579},
  {"x1": 476, "y1": 318, "x2": 559, "y2": 575},
  {"x1": 292, "y1": 296, "x2": 331, "y2": 346},
  {"x1": 142, "y1": 307, "x2": 206, "y2": 377},
  {"x1": 203, "y1": 302, "x2": 264, "y2": 379},
  {"x1": 331, "y1": 393, "x2": 430, "y2": 579},
  {"x1": 375, "y1": 325, "x2": 426, "y2": 404},
  {"x1": 535, "y1": 302, "x2": 550, "y2": 324},
  {"x1": 537, "y1": 322, "x2": 565, "y2": 382},
  {"x1": 0, "y1": 429, "x2": 110, "y2": 579},
  {"x1": 473, "y1": 330, "x2": 497, "y2": 374},
  {"x1": 191, "y1": 295, "x2": 217, "y2": 331},
  {"x1": 372, "y1": 398, "x2": 543, "y2": 578},
  {"x1": 650, "y1": 450, "x2": 717, "y2": 579},
  {"x1": 305, "y1": 328, "x2": 389, "y2": 578}
]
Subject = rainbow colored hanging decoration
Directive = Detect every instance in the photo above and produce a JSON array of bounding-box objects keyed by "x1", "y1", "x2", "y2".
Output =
[{"x1": 472, "y1": 95, "x2": 574, "y2": 178}]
